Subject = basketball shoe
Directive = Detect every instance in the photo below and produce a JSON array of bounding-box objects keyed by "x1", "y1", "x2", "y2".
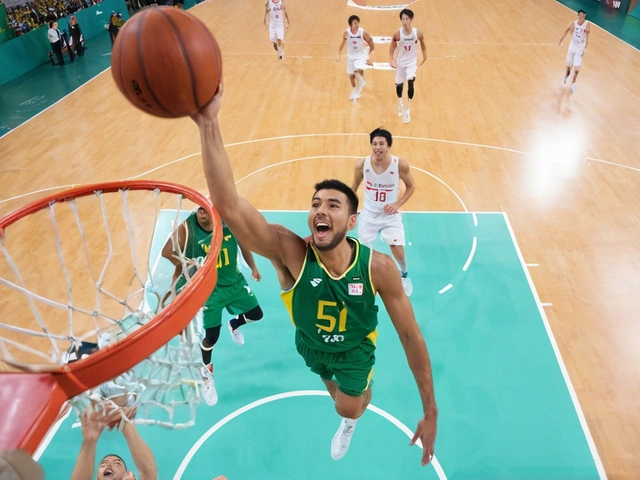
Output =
[
  {"x1": 570, "y1": 83, "x2": 576, "y2": 94},
  {"x1": 228, "y1": 321, "x2": 245, "y2": 346},
  {"x1": 331, "y1": 418, "x2": 357, "y2": 460},
  {"x1": 200, "y1": 364, "x2": 218, "y2": 406},
  {"x1": 403, "y1": 106, "x2": 411, "y2": 124},
  {"x1": 398, "y1": 100, "x2": 404, "y2": 116}
]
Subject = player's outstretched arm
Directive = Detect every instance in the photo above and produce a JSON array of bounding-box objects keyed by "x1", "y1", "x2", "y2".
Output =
[
  {"x1": 122, "y1": 419, "x2": 157, "y2": 480},
  {"x1": 191, "y1": 85, "x2": 298, "y2": 264},
  {"x1": 372, "y1": 252, "x2": 438, "y2": 466}
]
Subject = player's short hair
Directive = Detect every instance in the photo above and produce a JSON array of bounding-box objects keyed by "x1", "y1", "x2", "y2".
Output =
[
  {"x1": 348, "y1": 15, "x2": 360, "y2": 26},
  {"x1": 101, "y1": 454, "x2": 127, "y2": 470},
  {"x1": 369, "y1": 127, "x2": 393, "y2": 147},
  {"x1": 399, "y1": 8, "x2": 414, "y2": 20},
  {"x1": 314, "y1": 179, "x2": 359, "y2": 215},
  {"x1": 577, "y1": 9, "x2": 586, "y2": 14}
]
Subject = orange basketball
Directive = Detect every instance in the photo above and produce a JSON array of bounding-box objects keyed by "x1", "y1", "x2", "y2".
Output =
[{"x1": 111, "y1": 7, "x2": 222, "y2": 118}]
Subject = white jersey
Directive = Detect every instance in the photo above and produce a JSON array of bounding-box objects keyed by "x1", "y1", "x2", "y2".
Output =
[
  {"x1": 346, "y1": 27, "x2": 366, "y2": 59},
  {"x1": 396, "y1": 27, "x2": 419, "y2": 67},
  {"x1": 569, "y1": 20, "x2": 589, "y2": 51},
  {"x1": 268, "y1": 0, "x2": 285, "y2": 26},
  {"x1": 363, "y1": 155, "x2": 400, "y2": 213}
]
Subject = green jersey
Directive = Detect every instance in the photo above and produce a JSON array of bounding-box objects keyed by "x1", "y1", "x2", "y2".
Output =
[
  {"x1": 281, "y1": 238, "x2": 379, "y2": 353},
  {"x1": 179, "y1": 214, "x2": 240, "y2": 288}
]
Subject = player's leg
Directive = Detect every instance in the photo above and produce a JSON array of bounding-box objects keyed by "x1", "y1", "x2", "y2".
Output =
[
  {"x1": 565, "y1": 51, "x2": 574, "y2": 84},
  {"x1": 381, "y1": 215, "x2": 412, "y2": 296},
  {"x1": 269, "y1": 24, "x2": 278, "y2": 53},
  {"x1": 276, "y1": 25, "x2": 285, "y2": 59},
  {"x1": 570, "y1": 53, "x2": 582, "y2": 93},
  {"x1": 329, "y1": 340, "x2": 376, "y2": 460},
  {"x1": 403, "y1": 65, "x2": 418, "y2": 123},
  {"x1": 199, "y1": 299, "x2": 223, "y2": 406},
  {"x1": 395, "y1": 66, "x2": 407, "y2": 116},
  {"x1": 225, "y1": 279, "x2": 263, "y2": 346}
]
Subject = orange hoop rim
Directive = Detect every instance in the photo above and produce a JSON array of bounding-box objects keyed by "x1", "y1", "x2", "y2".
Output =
[{"x1": 0, "y1": 180, "x2": 222, "y2": 391}]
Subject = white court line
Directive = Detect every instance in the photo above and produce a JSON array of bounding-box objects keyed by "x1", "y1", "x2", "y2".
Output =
[
  {"x1": 438, "y1": 284, "x2": 453, "y2": 294},
  {"x1": 501, "y1": 212, "x2": 607, "y2": 479},
  {"x1": 347, "y1": 0, "x2": 418, "y2": 10},
  {"x1": 461, "y1": 237, "x2": 477, "y2": 272},
  {"x1": 0, "y1": 69, "x2": 110, "y2": 140},
  {"x1": 585, "y1": 157, "x2": 640, "y2": 173},
  {"x1": 173, "y1": 390, "x2": 447, "y2": 480},
  {"x1": 541, "y1": 303, "x2": 553, "y2": 307},
  {"x1": 527, "y1": 263, "x2": 539, "y2": 267}
]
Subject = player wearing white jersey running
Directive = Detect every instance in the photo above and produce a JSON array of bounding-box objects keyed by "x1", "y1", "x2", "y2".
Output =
[
  {"x1": 264, "y1": 0, "x2": 290, "y2": 60},
  {"x1": 389, "y1": 9, "x2": 427, "y2": 123},
  {"x1": 337, "y1": 15, "x2": 375, "y2": 105},
  {"x1": 352, "y1": 127, "x2": 416, "y2": 296},
  {"x1": 559, "y1": 9, "x2": 590, "y2": 93}
]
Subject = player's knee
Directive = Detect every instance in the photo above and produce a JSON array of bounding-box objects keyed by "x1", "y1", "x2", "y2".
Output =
[
  {"x1": 396, "y1": 84, "x2": 403, "y2": 97},
  {"x1": 204, "y1": 325, "x2": 221, "y2": 346},
  {"x1": 244, "y1": 305, "x2": 264, "y2": 322}
]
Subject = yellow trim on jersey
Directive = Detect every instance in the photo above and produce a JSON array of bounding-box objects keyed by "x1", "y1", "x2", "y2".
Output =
[
  {"x1": 309, "y1": 239, "x2": 360, "y2": 281},
  {"x1": 366, "y1": 328, "x2": 378, "y2": 345},
  {"x1": 279, "y1": 248, "x2": 310, "y2": 327},
  {"x1": 367, "y1": 247, "x2": 376, "y2": 296}
]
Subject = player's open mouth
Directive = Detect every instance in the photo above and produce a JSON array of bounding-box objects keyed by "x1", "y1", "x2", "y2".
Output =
[
  {"x1": 315, "y1": 221, "x2": 331, "y2": 239},
  {"x1": 103, "y1": 470, "x2": 114, "y2": 477}
]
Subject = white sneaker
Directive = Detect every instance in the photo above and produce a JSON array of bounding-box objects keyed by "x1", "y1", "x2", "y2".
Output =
[
  {"x1": 349, "y1": 88, "x2": 357, "y2": 100},
  {"x1": 331, "y1": 418, "x2": 357, "y2": 460},
  {"x1": 570, "y1": 83, "x2": 575, "y2": 94},
  {"x1": 397, "y1": 102, "x2": 403, "y2": 116},
  {"x1": 200, "y1": 365, "x2": 218, "y2": 406},
  {"x1": 401, "y1": 274, "x2": 413, "y2": 296},
  {"x1": 228, "y1": 321, "x2": 245, "y2": 346},
  {"x1": 403, "y1": 107, "x2": 411, "y2": 124}
]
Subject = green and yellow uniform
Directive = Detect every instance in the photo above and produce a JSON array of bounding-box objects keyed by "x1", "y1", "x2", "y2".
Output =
[
  {"x1": 281, "y1": 238, "x2": 379, "y2": 396},
  {"x1": 177, "y1": 214, "x2": 259, "y2": 329}
]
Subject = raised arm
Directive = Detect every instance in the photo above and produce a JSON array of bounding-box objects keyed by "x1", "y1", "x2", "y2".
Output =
[
  {"x1": 191, "y1": 87, "x2": 305, "y2": 268},
  {"x1": 351, "y1": 157, "x2": 365, "y2": 194},
  {"x1": 384, "y1": 157, "x2": 415, "y2": 214},
  {"x1": 161, "y1": 223, "x2": 187, "y2": 279},
  {"x1": 121, "y1": 419, "x2": 157, "y2": 480},
  {"x1": 559, "y1": 21, "x2": 573, "y2": 45},
  {"x1": 389, "y1": 30, "x2": 400, "y2": 68},
  {"x1": 70, "y1": 409, "x2": 103, "y2": 480},
  {"x1": 372, "y1": 252, "x2": 438, "y2": 466},
  {"x1": 417, "y1": 29, "x2": 427, "y2": 65}
]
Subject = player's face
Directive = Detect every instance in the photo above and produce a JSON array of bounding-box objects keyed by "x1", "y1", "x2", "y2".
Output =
[
  {"x1": 98, "y1": 455, "x2": 127, "y2": 480},
  {"x1": 577, "y1": 12, "x2": 586, "y2": 22},
  {"x1": 196, "y1": 208, "x2": 212, "y2": 231},
  {"x1": 401, "y1": 14, "x2": 411, "y2": 28},
  {"x1": 370, "y1": 136, "x2": 390, "y2": 160},
  {"x1": 308, "y1": 189, "x2": 356, "y2": 252},
  {"x1": 350, "y1": 19, "x2": 359, "y2": 30}
]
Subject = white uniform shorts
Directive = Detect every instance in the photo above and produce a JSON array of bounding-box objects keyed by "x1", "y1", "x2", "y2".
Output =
[
  {"x1": 269, "y1": 24, "x2": 285, "y2": 43},
  {"x1": 395, "y1": 63, "x2": 418, "y2": 84},
  {"x1": 357, "y1": 209, "x2": 406, "y2": 247},
  {"x1": 347, "y1": 56, "x2": 368, "y2": 75},
  {"x1": 566, "y1": 47, "x2": 585, "y2": 68}
]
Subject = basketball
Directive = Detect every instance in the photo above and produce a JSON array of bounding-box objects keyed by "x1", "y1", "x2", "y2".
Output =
[{"x1": 111, "y1": 7, "x2": 222, "y2": 118}]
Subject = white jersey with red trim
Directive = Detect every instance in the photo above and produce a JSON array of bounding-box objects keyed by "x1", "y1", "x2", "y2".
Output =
[
  {"x1": 268, "y1": 0, "x2": 285, "y2": 26},
  {"x1": 363, "y1": 155, "x2": 400, "y2": 213},
  {"x1": 396, "y1": 27, "x2": 419, "y2": 67}
]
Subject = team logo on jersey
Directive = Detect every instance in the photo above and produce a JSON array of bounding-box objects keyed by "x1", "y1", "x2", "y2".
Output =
[
  {"x1": 351, "y1": 276, "x2": 361, "y2": 281},
  {"x1": 348, "y1": 283, "x2": 364, "y2": 295},
  {"x1": 310, "y1": 278, "x2": 322, "y2": 287}
]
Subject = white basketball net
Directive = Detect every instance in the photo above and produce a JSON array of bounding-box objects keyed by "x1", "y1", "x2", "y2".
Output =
[{"x1": 0, "y1": 186, "x2": 213, "y2": 430}]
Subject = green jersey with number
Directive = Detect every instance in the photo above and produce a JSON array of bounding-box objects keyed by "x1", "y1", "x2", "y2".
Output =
[
  {"x1": 280, "y1": 238, "x2": 379, "y2": 352},
  {"x1": 180, "y1": 214, "x2": 240, "y2": 288}
]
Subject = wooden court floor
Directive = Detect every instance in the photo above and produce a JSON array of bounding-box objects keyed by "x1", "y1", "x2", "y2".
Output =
[{"x1": 1, "y1": 0, "x2": 639, "y2": 477}]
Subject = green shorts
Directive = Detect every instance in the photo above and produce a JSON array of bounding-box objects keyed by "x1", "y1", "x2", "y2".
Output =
[
  {"x1": 178, "y1": 275, "x2": 259, "y2": 329},
  {"x1": 295, "y1": 330, "x2": 376, "y2": 397}
]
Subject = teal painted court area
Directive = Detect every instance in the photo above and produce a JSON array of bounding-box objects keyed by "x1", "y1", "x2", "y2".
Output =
[{"x1": 36, "y1": 212, "x2": 602, "y2": 479}]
